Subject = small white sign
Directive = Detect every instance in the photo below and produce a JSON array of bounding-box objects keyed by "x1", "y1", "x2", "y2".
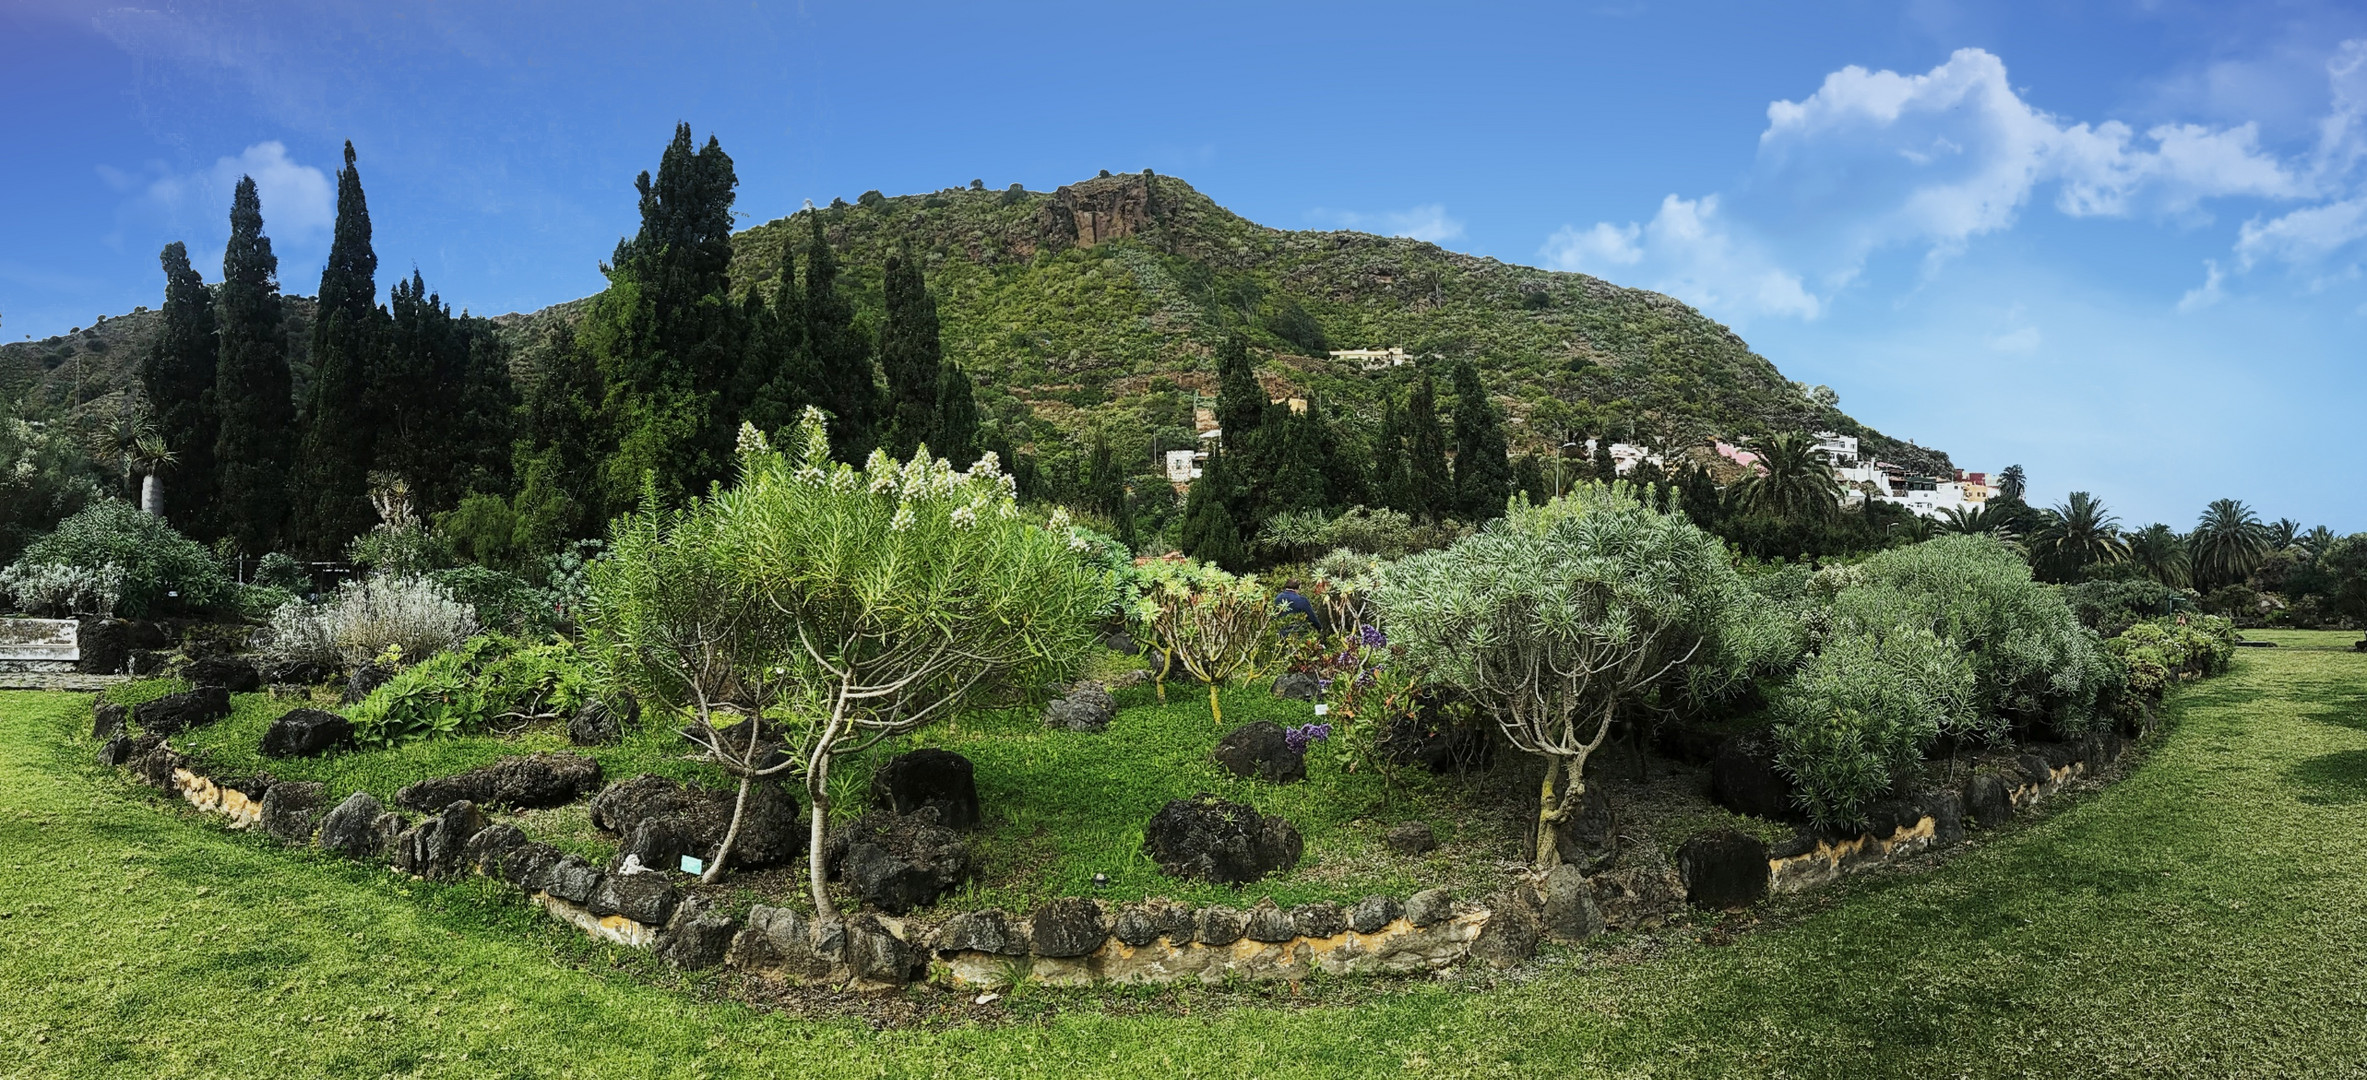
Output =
[
  {"x1": 1313, "y1": 703, "x2": 1329, "y2": 717},
  {"x1": 679, "y1": 855, "x2": 705, "y2": 875}
]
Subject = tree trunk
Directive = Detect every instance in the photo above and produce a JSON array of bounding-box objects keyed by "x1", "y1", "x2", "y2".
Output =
[
  {"x1": 700, "y1": 773, "x2": 754, "y2": 884},
  {"x1": 805, "y1": 754, "x2": 836, "y2": 919},
  {"x1": 1533, "y1": 754, "x2": 1567, "y2": 869},
  {"x1": 1209, "y1": 683, "x2": 1223, "y2": 727},
  {"x1": 140, "y1": 473, "x2": 164, "y2": 516}
]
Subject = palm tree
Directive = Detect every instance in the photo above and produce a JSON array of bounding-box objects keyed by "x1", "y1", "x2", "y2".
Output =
[
  {"x1": 2269, "y1": 518, "x2": 2302, "y2": 551},
  {"x1": 1996, "y1": 464, "x2": 2027, "y2": 504},
  {"x1": 1938, "y1": 503, "x2": 2013, "y2": 539},
  {"x1": 2031, "y1": 491, "x2": 2128, "y2": 572},
  {"x1": 1738, "y1": 431, "x2": 1840, "y2": 521},
  {"x1": 86, "y1": 402, "x2": 160, "y2": 500},
  {"x1": 2300, "y1": 525, "x2": 2337, "y2": 560},
  {"x1": 2126, "y1": 523, "x2": 2190, "y2": 587},
  {"x1": 2190, "y1": 499, "x2": 2270, "y2": 593}
]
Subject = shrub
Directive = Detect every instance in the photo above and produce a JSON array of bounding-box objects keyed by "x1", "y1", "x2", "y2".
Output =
[
  {"x1": 269, "y1": 574, "x2": 479, "y2": 668},
  {"x1": 0, "y1": 561, "x2": 125, "y2": 617},
  {"x1": 347, "y1": 634, "x2": 591, "y2": 746},
  {"x1": 1125, "y1": 556, "x2": 1274, "y2": 722},
  {"x1": 2107, "y1": 616, "x2": 2236, "y2": 701},
  {"x1": 1824, "y1": 535, "x2": 2117, "y2": 738},
  {"x1": 252, "y1": 552, "x2": 310, "y2": 593},
  {"x1": 1769, "y1": 626, "x2": 1978, "y2": 828},
  {"x1": 2060, "y1": 578, "x2": 2181, "y2": 637},
  {"x1": 5, "y1": 500, "x2": 229, "y2": 616},
  {"x1": 1377, "y1": 482, "x2": 1773, "y2": 868},
  {"x1": 428, "y1": 564, "x2": 546, "y2": 635}
]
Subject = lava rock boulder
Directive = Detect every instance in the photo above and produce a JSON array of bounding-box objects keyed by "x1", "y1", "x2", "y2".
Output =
[
  {"x1": 1043, "y1": 682, "x2": 1115, "y2": 733},
  {"x1": 569, "y1": 693, "x2": 638, "y2": 746},
  {"x1": 869, "y1": 748, "x2": 979, "y2": 830},
  {"x1": 132, "y1": 686, "x2": 232, "y2": 736},
  {"x1": 260, "y1": 709, "x2": 352, "y2": 758},
  {"x1": 184, "y1": 655, "x2": 261, "y2": 693},
  {"x1": 257, "y1": 781, "x2": 325, "y2": 845},
  {"x1": 1271, "y1": 672, "x2": 1320, "y2": 701},
  {"x1": 343, "y1": 661, "x2": 396, "y2": 705},
  {"x1": 825, "y1": 809, "x2": 971, "y2": 915},
  {"x1": 318, "y1": 791, "x2": 400, "y2": 861},
  {"x1": 589, "y1": 772, "x2": 804, "y2": 873},
  {"x1": 1142, "y1": 793, "x2": 1303, "y2": 885},
  {"x1": 1709, "y1": 739, "x2": 1797, "y2": 820},
  {"x1": 1029, "y1": 898, "x2": 1108, "y2": 958},
  {"x1": 1211, "y1": 721, "x2": 1307, "y2": 784},
  {"x1": 395, "y1": 753, "x2": 602, "y2": 813}
]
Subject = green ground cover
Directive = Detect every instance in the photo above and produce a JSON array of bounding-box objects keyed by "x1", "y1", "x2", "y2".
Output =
[
  {"x1": 140, "y1": 670, "x2": 1511, "y2": 913},
  {"x1": 7, "y1": 632, "x2": 2367, "y2": 1078}
]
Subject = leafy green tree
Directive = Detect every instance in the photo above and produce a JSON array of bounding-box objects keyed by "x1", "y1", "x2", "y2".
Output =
[
  {"x1": 293, "y1": 142, "x2": 385, "y2": 555},
  {"x1": 1128, "y1": 557, "x2": 1273, "y2": 724},
  {"x1": 142, "y1": 242, "x2": 219, "y2": 536},
  {"x1": 1404, "y1": 374, "x2": 1451, "y2": 523},
  {"x1": 2030, "y1": 491, "x2": 2128, "y2": 581},
  {"x1": 1737, "y1": 432, "x2": 1839, "y2": 523},
  {"x1": 586, "y1": 124, "x2": 746, "y2": 508},
  {"x1": 1448, "y1": 359, "x2": 1512, "y2": 520},
  {"x1": 878, "y1": 244, "x2": 943, "y2": 457},
  {"x1": 586, "y1": 409, "x2": 1103, "y2": 909},
  {"x1": 1378, "y1": 483, "x2": 1772, "y2": 869},
  {"x1": 2191, "y1": 498, "x2": 2270, "y2": 594},
  {"x1": 213, "y1": 176, "x2": 296, "y2": 555},
  {"x1": 802, "y1": 211, "x2": 878, "y2": 461}
]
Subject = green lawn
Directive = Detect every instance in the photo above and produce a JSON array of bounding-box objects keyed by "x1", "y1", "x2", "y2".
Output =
[{"x1": 6, "y1": 632, "x2": 2367, "y2": 1077}]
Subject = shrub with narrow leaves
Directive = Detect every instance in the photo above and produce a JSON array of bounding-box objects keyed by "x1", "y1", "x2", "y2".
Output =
[{"x1": 5, "y1": 499, "x2": 227, "y2": 616}]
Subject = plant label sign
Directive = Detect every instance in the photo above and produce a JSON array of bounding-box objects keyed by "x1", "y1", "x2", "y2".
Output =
[
  {"x1": 0, "y1": 619, "x2": 78, "y2": 662},
  {"x1": 679, "y1": 855, "x2": 704, "y2": 875}
]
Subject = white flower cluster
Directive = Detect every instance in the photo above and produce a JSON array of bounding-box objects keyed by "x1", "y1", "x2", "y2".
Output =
[
  {"x1": 890, "y1": 502, "x2": 917, "y2": 533},
  {"x1": 735, "y1": 421, "x2": 772, "y2": 458},
  {"x1": 950, "y1": 502, "x2": 980, "y2": 530}
]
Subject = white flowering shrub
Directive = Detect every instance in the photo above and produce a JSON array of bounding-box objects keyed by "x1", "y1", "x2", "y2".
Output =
[
  {"x1": 260, "y1": 574, "x2": 478, "y2": 668},
  {"x1": 0, "y1": 561, "x2": 125, "y2": 617}
]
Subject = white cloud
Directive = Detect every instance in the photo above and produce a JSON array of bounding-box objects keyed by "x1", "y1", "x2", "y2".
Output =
[
  {"x1": 2178, "y1": 259, "x2": 2226, "y2": 312},
  {"x1": 114, "y1": 142, "x2": 334, "y2": 263},
  {"x1": 1542, "y1": 195, "x2": 1822, "y2": 320},
  {"x1": 1549, "y1": 46, "x2": 2344, "y2": 322},
  {"x1": 1311, "y1": 203, "x2": 1466, "y2": 243}
]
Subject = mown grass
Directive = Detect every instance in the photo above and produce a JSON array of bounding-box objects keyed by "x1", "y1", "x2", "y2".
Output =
[
  {"x1": 7, "y1": 631, "x2": 2367, "y2": 1078},
  {"x1": 139, "y1": 671, "x2": 1516, "y2": 913}
]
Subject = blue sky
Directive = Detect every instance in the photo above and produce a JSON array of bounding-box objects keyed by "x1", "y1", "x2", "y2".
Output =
[{"x1": 5, "y1": 0, "x2": 2364, "y2": 529}]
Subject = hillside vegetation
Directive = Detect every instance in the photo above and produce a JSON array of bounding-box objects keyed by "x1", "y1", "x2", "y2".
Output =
[{"x1": 4, "y1": 172, "x2": 1948, "y2": 483}]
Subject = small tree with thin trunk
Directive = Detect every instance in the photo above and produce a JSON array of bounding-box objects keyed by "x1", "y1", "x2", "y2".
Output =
[
  {"x1": 1376, "y1": 483, "x2": 1764, "y2": 868},
  {"x1": 1128, "y1": 558, "x2": 1274, "y2": 724},
  {"x1": 587, "y1": 409, "x2": 1104, "y2": 914}
]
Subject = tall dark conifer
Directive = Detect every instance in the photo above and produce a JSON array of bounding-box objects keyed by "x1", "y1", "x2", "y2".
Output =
[
  {"x1": 1404, "y1": 374, "x2": 1451, "y2": 522},
  {"x1": 1372, "y1": 396, "x2": 1412, "y2": 515},
  {"x1": 293, "y1": 141, "x2": 382, "y2": 554},
  {"x1": 512, "y1": 320, "x2": 605, "y2": 555},
  {"x1": 935, "y1": 362, "x2": 981, "y2": 467},
  {"x1": 213, "y1": 176, "x2": 295, "y2": 555},
  {"x1": 1178, "y1": 443, "x2": 1248, "y2": 571},
  {"x1": 143, "y1": 242, "x2": 219, "y2": 537},
  {"x1": 1449, "y1": 359, "x2": 1512, "y2": 520},
  {"x1": 803, "y1": 211, "x2": 878, "y2": 461},
  {"x1": 586, "y1": 123, "x2": 744, "y2": 507},
  {"x1": 738, "y1": 242, "x2": 808, "y2": 439},
  {"x1": 878, "y1": 244, "x2": 942, "y2": 457},
  {"x1": 1213, "y1": 335, "x2": 1264, "y2": 455}
]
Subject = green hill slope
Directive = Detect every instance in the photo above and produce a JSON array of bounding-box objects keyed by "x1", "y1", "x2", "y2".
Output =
[{"x1": 3, "y1": 172, "x2": 1947, "y2": 480}]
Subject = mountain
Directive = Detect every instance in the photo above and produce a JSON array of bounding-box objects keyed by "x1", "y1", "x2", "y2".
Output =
[{"x1": 2, "y1": 171, "x2": 1949, "y2": 483}]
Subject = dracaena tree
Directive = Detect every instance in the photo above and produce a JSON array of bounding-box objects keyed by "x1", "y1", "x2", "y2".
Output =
[
  {"x1": 1127, "y1": 557, "x2": 1275, "y2": 723},
  {"x1": 587, "y1": 408, "x2": 1106, "y2": 914},
  {"x1": 1377, "y1": 482, "x2": 1766, "y2": 869}
]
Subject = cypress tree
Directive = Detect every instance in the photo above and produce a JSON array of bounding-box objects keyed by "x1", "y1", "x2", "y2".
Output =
[
  {"x1": 1515, "y1": 451, "x2": 1548, "y2": 506},
  {"x1": 1404, "y1": 374, "x2": 1451, "y2": 522},
  {"x1": 1590, "y1": 436, "x2": 1618, "y2": 483},
  {"x1": 738, "y1": 241, "x2": 808, "y2": 439},
  {"x1": 1305, "y1": 397, "x2": 1367, "y2": 510},
  {"x1": 803, "y1": 211, "x2": 878, "y2": 461},
  {"x1": 1177, "y1": 443, "x2": 1249, "y2": 571},
  {"x1": 586, "y1": 123, "x2": 744, "y2": 508},
  {"x1": 1213, "y1": 335, "x2": 1264, "y2": 455},
  {"x1": 512, "y1": 319, "x2": 605, "y2": 556},
  {"x1": 143, "y1": 242, "x2": 219, "y2": 537},
  {"x1": 1372, "y1": 395, "x2": 1411, "y2": 515},
  {"x1": 213, "y1": 176, "x2": 296, "y2": 555},
  {"x1": 1084, "y1": 437, "x2": 1126, "y2": 523},
  {"x1": 934, "y1": 362, "x2": 981, "y2": 467},
  {"x1": 292, "y1": 141, "x2": 382, "y2": 554},
  {"x1": 878, "y1": 244, "x2": 942, "y2": 457},
  {"x1": 1449, "y1": 359, "x2": 1512, "y2": 520},
  {"x1": 376, "y1": 271, "x2": 454, "y2": 505}
]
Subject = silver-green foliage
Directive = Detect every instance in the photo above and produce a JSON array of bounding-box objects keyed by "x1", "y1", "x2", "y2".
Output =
[
  {"x1": 1377, "y1": 483, "x2": 1778, "y2": 867},
  {"x1": 1770, "y1": 627, "x2": 1976, "y2": 828},
  {"x1": 586, "y1": 409, "x2": 1107, "y2": 905}
]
